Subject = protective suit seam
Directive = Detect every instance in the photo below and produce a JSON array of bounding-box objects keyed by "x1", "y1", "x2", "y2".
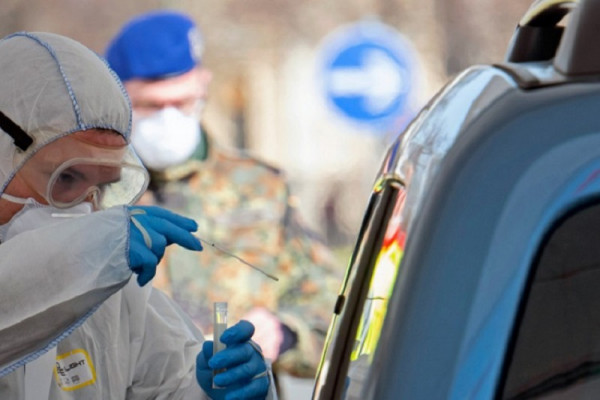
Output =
[
  {"x1": 4, "y1": 32, "x2": 84, "y2": 131},
  {"x1": 124, "y1": 205, "x2": 133, "y2": 270},
  {"x1": 0, "y1": 304, "x2": 101, "y2": 378},
  {"x1": 95, "y1": 52, "x2": 133, "y2": 140}
]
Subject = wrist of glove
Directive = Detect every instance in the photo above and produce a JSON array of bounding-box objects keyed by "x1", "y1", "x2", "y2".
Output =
[
  {"x1": 196, "y1": 320, "x2": 270, "y2": 400},
  {"x1": 127, "y1": 205, "x2": 202, "y2": 286}
]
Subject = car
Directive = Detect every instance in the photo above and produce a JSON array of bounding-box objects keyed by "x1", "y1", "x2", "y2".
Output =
[{"x1": 311, "y1": 0, "x2": 600, "y2": 398}]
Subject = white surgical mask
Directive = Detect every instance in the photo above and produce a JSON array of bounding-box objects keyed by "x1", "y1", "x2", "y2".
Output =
[
  {"x1": 0, "y1": 193, "x2": 92, "y2": 242},
  {"x1": 132, "y1": 107, "x2": 201, "y2": 171}
]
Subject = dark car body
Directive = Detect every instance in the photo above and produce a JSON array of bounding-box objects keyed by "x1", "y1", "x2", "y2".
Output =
[{"x1": 312, "y1": 0, "x2": 600, "y2": 398}]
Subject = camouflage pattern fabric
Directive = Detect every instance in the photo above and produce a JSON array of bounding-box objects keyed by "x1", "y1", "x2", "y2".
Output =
[{"x1": 144, "y1": 141, "x2": 343, "y2": 378}]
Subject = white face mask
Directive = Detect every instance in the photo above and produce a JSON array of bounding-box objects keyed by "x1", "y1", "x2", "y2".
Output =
[
  {"x1": 131, "y1": 107, "x2": 201, "y2": 171},
  {"x1": 0, "y1": 193, "x2": 92, "y2": 242}
]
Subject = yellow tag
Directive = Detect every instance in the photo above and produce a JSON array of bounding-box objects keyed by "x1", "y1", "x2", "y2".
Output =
[{"x1": 53, "y1": 348, "x2": 96, "y2": 391}]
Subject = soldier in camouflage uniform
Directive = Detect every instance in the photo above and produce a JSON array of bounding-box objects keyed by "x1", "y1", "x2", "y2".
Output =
[{"x1": 105, "y1": 10, "x2": 343, "y2": 382}]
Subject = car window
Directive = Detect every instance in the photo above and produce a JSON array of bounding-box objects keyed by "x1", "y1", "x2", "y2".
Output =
[
  {"x1": 499, "y1": 201, "x2": 600, "y2": 399},
  {"x1": 342, "y1": 185, "x2": 407, "y2": 399}
]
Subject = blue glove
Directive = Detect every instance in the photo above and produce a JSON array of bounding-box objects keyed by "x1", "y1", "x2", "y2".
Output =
[
  {"x1": 197, "y1": 320, "x2": 270, "y2": 400},
  {"x1": 127, "y1": 205, "x2": 202, "y2": 286}
]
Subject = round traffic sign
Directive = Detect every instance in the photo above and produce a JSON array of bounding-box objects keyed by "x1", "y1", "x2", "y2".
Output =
[{"x1": 319, "y1": 20, "x2": 416, "y2": 132}]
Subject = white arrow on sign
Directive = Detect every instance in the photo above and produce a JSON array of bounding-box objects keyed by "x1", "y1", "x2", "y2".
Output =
[{"x1": 328, "y1": 48, "x2": 408, "y2": 114}]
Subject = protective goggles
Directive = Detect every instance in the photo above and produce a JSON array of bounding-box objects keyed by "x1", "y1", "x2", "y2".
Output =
[{"x1": 16, "y1": 133, "x2": 149, "y2": 209}]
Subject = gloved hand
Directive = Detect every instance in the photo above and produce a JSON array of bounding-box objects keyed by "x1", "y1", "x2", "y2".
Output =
[
  {"x1": 128, "y1": 205, "x2": 202, "y2": 286},
  {"x1": 196, "y1": 320, "x2": 270, "y2": 400}
]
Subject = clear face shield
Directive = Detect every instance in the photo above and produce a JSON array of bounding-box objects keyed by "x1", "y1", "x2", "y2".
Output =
[{"x1": 15, "y1": 133, "x2": 149, "y2": 209}]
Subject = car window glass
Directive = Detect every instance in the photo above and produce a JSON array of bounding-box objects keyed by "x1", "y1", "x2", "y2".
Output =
[{"x1": 500, "y1": 202, "x2": 600, "y2": 399}]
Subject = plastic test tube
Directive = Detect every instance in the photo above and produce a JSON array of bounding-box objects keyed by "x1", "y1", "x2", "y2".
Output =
[{"x1": 213, "y1": 301, "x2": 228, "y2": 388}]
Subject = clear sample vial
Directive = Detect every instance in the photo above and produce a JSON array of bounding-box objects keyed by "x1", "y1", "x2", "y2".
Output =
[{"x1": 213, "y1": 301, "x2": 228, "y2": 388}]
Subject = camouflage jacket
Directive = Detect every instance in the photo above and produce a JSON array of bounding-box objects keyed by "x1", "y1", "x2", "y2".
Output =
[{"x1": 143, "y1": 140, "x2": 343, "y2": 378}]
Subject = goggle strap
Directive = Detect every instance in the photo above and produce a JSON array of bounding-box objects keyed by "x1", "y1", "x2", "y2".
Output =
[
  {"x1": 0, "y1": 110, "x2": 33, "y2": 151},
  {"x1": 0, "y1": 193, "x2": 30, "y2": 204},
  {"x1": 130, "y1": 212, "x2": 153, "y2": 249}
]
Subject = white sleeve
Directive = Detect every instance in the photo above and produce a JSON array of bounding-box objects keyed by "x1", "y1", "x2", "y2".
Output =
[
  {"x1": 125, "y1": 285, "x2": 209, "y2": 400},
  {"x1": 0, "y1": 206, "x2": 133, "y2": 376}
]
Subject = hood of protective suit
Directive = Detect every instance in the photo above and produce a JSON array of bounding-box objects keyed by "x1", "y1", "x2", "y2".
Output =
[{"x1": 0, "y1": 32, "x2": 133, "y2": 195}]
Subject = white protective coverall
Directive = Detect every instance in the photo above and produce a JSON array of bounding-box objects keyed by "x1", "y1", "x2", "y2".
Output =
[{"x1": 0, "y1": 32, "x2": 209, "y2": 399}]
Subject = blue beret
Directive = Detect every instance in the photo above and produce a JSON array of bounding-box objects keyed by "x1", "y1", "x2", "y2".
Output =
[{"x1": 105, "y1": 10, "x2": 203, "y2": 82}]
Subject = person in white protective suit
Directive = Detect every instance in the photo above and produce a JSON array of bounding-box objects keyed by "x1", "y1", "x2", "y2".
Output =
[{"x1": 0, "y1": 31, "x2": 275, "y2": 400}]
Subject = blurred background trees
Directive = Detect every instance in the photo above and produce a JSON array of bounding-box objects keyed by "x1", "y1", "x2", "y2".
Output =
[{"x1": 0, "y1": 0, "x2": 530, "y2": 260}]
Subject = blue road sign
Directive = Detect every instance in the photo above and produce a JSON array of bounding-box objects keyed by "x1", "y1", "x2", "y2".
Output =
[{"x1": 319, "y1": 20, "x2": 416, "y2": 132}]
